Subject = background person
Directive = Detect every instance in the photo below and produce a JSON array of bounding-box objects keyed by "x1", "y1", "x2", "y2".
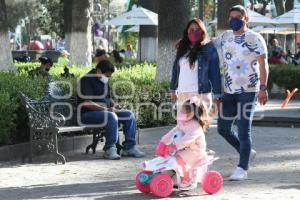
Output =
[
  {"x1": 94, "y1": 49, "x2": 108, "y2": 64},
  {"x1": 29, "y1": 57, "x2": 53, "y2": 77},
  {"x1": 57, "y1": 50, "x2": 70, "y2": 66},
  {"x1": 77, "y1": 60, "x2": 145, "y2": 160}
]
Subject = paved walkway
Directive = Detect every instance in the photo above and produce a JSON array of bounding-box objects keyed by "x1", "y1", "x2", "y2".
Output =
[{"x1": 1, "y1": 125, "x2": 300, "y2": 200}]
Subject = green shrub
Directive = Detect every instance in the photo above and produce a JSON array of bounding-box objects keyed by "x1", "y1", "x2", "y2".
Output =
[
  {"x1": 0, "y1": 73, "x2": 47, "y2": 145},
  {"x1": 269, "y1": 64, "x2": 300, "y2": 90},
  {"x1": 15, "y1": 62, "x2": 40, "y2": 74},
  {"x1": 0, "y1": 92, "x2": 16, "y2": 144}
]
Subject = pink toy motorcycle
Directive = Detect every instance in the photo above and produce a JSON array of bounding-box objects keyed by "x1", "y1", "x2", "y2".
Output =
[{"x1": 135, "y1": 148, "x2": 223, "y2": 198}]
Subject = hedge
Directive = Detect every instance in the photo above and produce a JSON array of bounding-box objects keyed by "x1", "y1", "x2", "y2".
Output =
[
  {"x1": 0, "y1": 62, "x2": 175, "y2": 146},
  {"x1": 0, "y1": 73, "x2": 47, "y2": 145},
  {"x1": 268, "y1": 64, "x2": 300, "y2": 90}
]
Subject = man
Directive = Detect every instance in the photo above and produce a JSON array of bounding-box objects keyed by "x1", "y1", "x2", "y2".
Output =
[
  {"x1": 77, "y1": 60, "x2": 145, "y2": 160},
  {"x1": 269, "y1": 38, "x2": 284, "y2": 58},
  {"x1": 94, "y1": 49, "x2": 108, "y2": 64},
  {"x1": 215, "y1": 5, "x2": 269, "y2": 180},
  {"x1": 29, "y1": 57, "x2": 53, "y2": 77}
]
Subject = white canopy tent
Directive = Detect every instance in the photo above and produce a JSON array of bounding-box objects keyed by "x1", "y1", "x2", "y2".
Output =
[
  {"x1": 126, "y1": 26, "x2": 139, "y2": 32},
  {"x1": 115, "y1": 25, "x2": 139, "y2": 32},
  {"x1": 253, "y1": 26, "x2": 300, "y2": 35},
  {"x1": 247, "y1": 10, "x2": 276, "y2": 26},
  {"x1": 252, "y1": 26, "x2": 300, "y2": 49},
  {"x1": 274, "y1": 8, "x2": 300, "y2": 53},
  {"x1": 105, "y1": 6, "x2": 158, "y2": 61},
  {"x1": 105, "y1": 7, "x2": 157, "y2": 26}
]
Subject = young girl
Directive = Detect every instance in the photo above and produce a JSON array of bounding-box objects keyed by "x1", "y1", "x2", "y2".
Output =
[{"x1": 156, "y1": 96, "x2": 210, "y2": 189}]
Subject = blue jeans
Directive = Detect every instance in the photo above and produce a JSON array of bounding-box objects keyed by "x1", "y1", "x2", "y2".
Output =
[
  {"x1": 81, "y1": 110, "x2": 136, "y2": 151},
  {"x1": 217, "y1": 92, "x2": 257, "y2": 170}
]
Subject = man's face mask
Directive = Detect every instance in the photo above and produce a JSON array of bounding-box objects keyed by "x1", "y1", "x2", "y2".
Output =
[
  {"x1": 100, "y1": 75, "x2": 109, "y2": 84},
  {"x1": 229, "y1": 17, "x2": 244, "y2": 31}
]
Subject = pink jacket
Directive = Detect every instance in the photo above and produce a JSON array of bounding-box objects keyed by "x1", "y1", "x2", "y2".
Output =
[
  {"x1": 161, "y1": 120, "x2": 206, "y2": 150},
  {"x1": 160, "y1": 120, "x2": 207, "y2": 167}
]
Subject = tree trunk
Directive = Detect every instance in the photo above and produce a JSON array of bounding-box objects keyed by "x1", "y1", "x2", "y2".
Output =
[
  {"x1": 212, "y1": 0, "x2": 216, "y2": 19},
  {"x1": 217, "y1": 0, "x2": 243, "y2": 31},
  {"x1": 156, "y1": 0, "x2": 190, "y2": 81},
  {"x1": 285, "y1": 0, "x2": 294, "y2": 12},
  {"x1": 69, "y1": 0, "x2": 92, "y2": 66},
  {"x1": 64, "y1": 0, "x2": 73, "y2": 52},
  {"x1": 285, "y1": 1, "x2": 295, "y2": 54},
  {"x1": 199, "y1": 0, "x2": 204, "y2": 20},
  {"x1": 0, "y1": 0, "x2": 15, "y2": 71},
  {"x1": 139, "y1": 0, "x2": 158, "y2": 62},
  {"x1": 249, "y1": 0, "x2": 254, "y2": 10},
  {"x1": 274, "y1": 0, "x2": 285, "y2": 15}
]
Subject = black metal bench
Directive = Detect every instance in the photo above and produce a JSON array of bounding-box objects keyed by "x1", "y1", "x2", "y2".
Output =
[
  {"x1": 20, "y1": 92, "x2": 85, "y2": 164},
  {"x1": 20, "y1": 80, "x2": 125, "y2": 163}
]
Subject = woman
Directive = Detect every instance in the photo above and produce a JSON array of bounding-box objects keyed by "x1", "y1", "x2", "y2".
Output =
[
  {"x1": 170, "y1": 18, "x2": 221, "y2": 111},
  {"x1": 125, "y1": 44, "x2": 135, "y2": 58}
]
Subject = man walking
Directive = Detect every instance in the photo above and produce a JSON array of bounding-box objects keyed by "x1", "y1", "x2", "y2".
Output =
[{"x1": 215, "y1": 5, "x2": 269, "y2": 180}]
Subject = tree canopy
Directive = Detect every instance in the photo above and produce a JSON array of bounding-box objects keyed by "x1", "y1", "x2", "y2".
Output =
[{"x1": 6, "y1": 0, "x2": 63, "y2": 39}]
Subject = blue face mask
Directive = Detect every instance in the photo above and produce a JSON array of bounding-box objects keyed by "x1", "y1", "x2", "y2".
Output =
[{"x1": 229, "y1": 18, "x2": 244, "y2": 31}]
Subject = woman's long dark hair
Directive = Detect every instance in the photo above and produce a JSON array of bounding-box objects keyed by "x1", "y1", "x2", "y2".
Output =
[{"x1": 175, "y1": 18, "x2": 209, "y2": 68}]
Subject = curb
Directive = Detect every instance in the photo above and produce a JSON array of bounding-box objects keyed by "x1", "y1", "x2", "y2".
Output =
[
  {"x1": 0, "y1": 127, "x2": 176, "y2": 163},
  {"x1": 0, "y1": 135, "x2": 94, "y2": 162},
  {"x1": 253, "y1": 116, "x2": 300, "y2": 128}
]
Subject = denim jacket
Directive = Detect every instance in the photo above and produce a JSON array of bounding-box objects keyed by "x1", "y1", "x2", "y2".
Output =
[{"x1": 169, "y1": 41, "x2": 221, "y2": 98}]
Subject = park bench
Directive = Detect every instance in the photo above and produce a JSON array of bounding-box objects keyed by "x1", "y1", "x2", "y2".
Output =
[{"x1": 20, "y1": 80, "x2": 123, "y2": 164}]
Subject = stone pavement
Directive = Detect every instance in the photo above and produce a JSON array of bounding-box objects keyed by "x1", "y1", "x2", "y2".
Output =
[{"x1": 1, "y1": 125, "x2": 300, "y2": 200}]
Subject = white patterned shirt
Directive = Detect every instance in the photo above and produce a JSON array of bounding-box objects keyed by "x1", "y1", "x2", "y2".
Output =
[{"x1": 215, "y1": 29, "x2": 267, "y2": 94}]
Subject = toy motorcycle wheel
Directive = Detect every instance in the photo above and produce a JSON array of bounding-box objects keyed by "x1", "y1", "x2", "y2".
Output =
[
  {"x1": 202, "y1": 170, "x2": 223, "y2": 194},
  {"x1": 136, "y1": 171, "x2": 151, "y2": 193},
  {"x1": 150, "y1": 174, "x2": 174, "y2": 198}
]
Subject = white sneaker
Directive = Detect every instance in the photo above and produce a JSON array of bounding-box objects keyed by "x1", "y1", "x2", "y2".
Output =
[
  {"x1": 121, "y1": 146, "x2": 145, "y2": 158},
  {"x1": 179, "y1": 179, "x2": 197, "y2": 191},
  {"x1": 229, "y1": 167, "x2": 248, "y2": 181},
  {"x1": 103, "y1": 147, "x2": 121, "y2": 160},
  {"x1": 249, "y1": 149, "x2": 257, "y2": 163}
]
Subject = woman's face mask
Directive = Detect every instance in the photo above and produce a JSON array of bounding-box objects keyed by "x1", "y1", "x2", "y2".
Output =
[
  {"x1": 187, "y1": 22, "x2": 203, "y2": 45},
  {"x1": 188, "y1": 31, "x2": 203, "y2": 44}
]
